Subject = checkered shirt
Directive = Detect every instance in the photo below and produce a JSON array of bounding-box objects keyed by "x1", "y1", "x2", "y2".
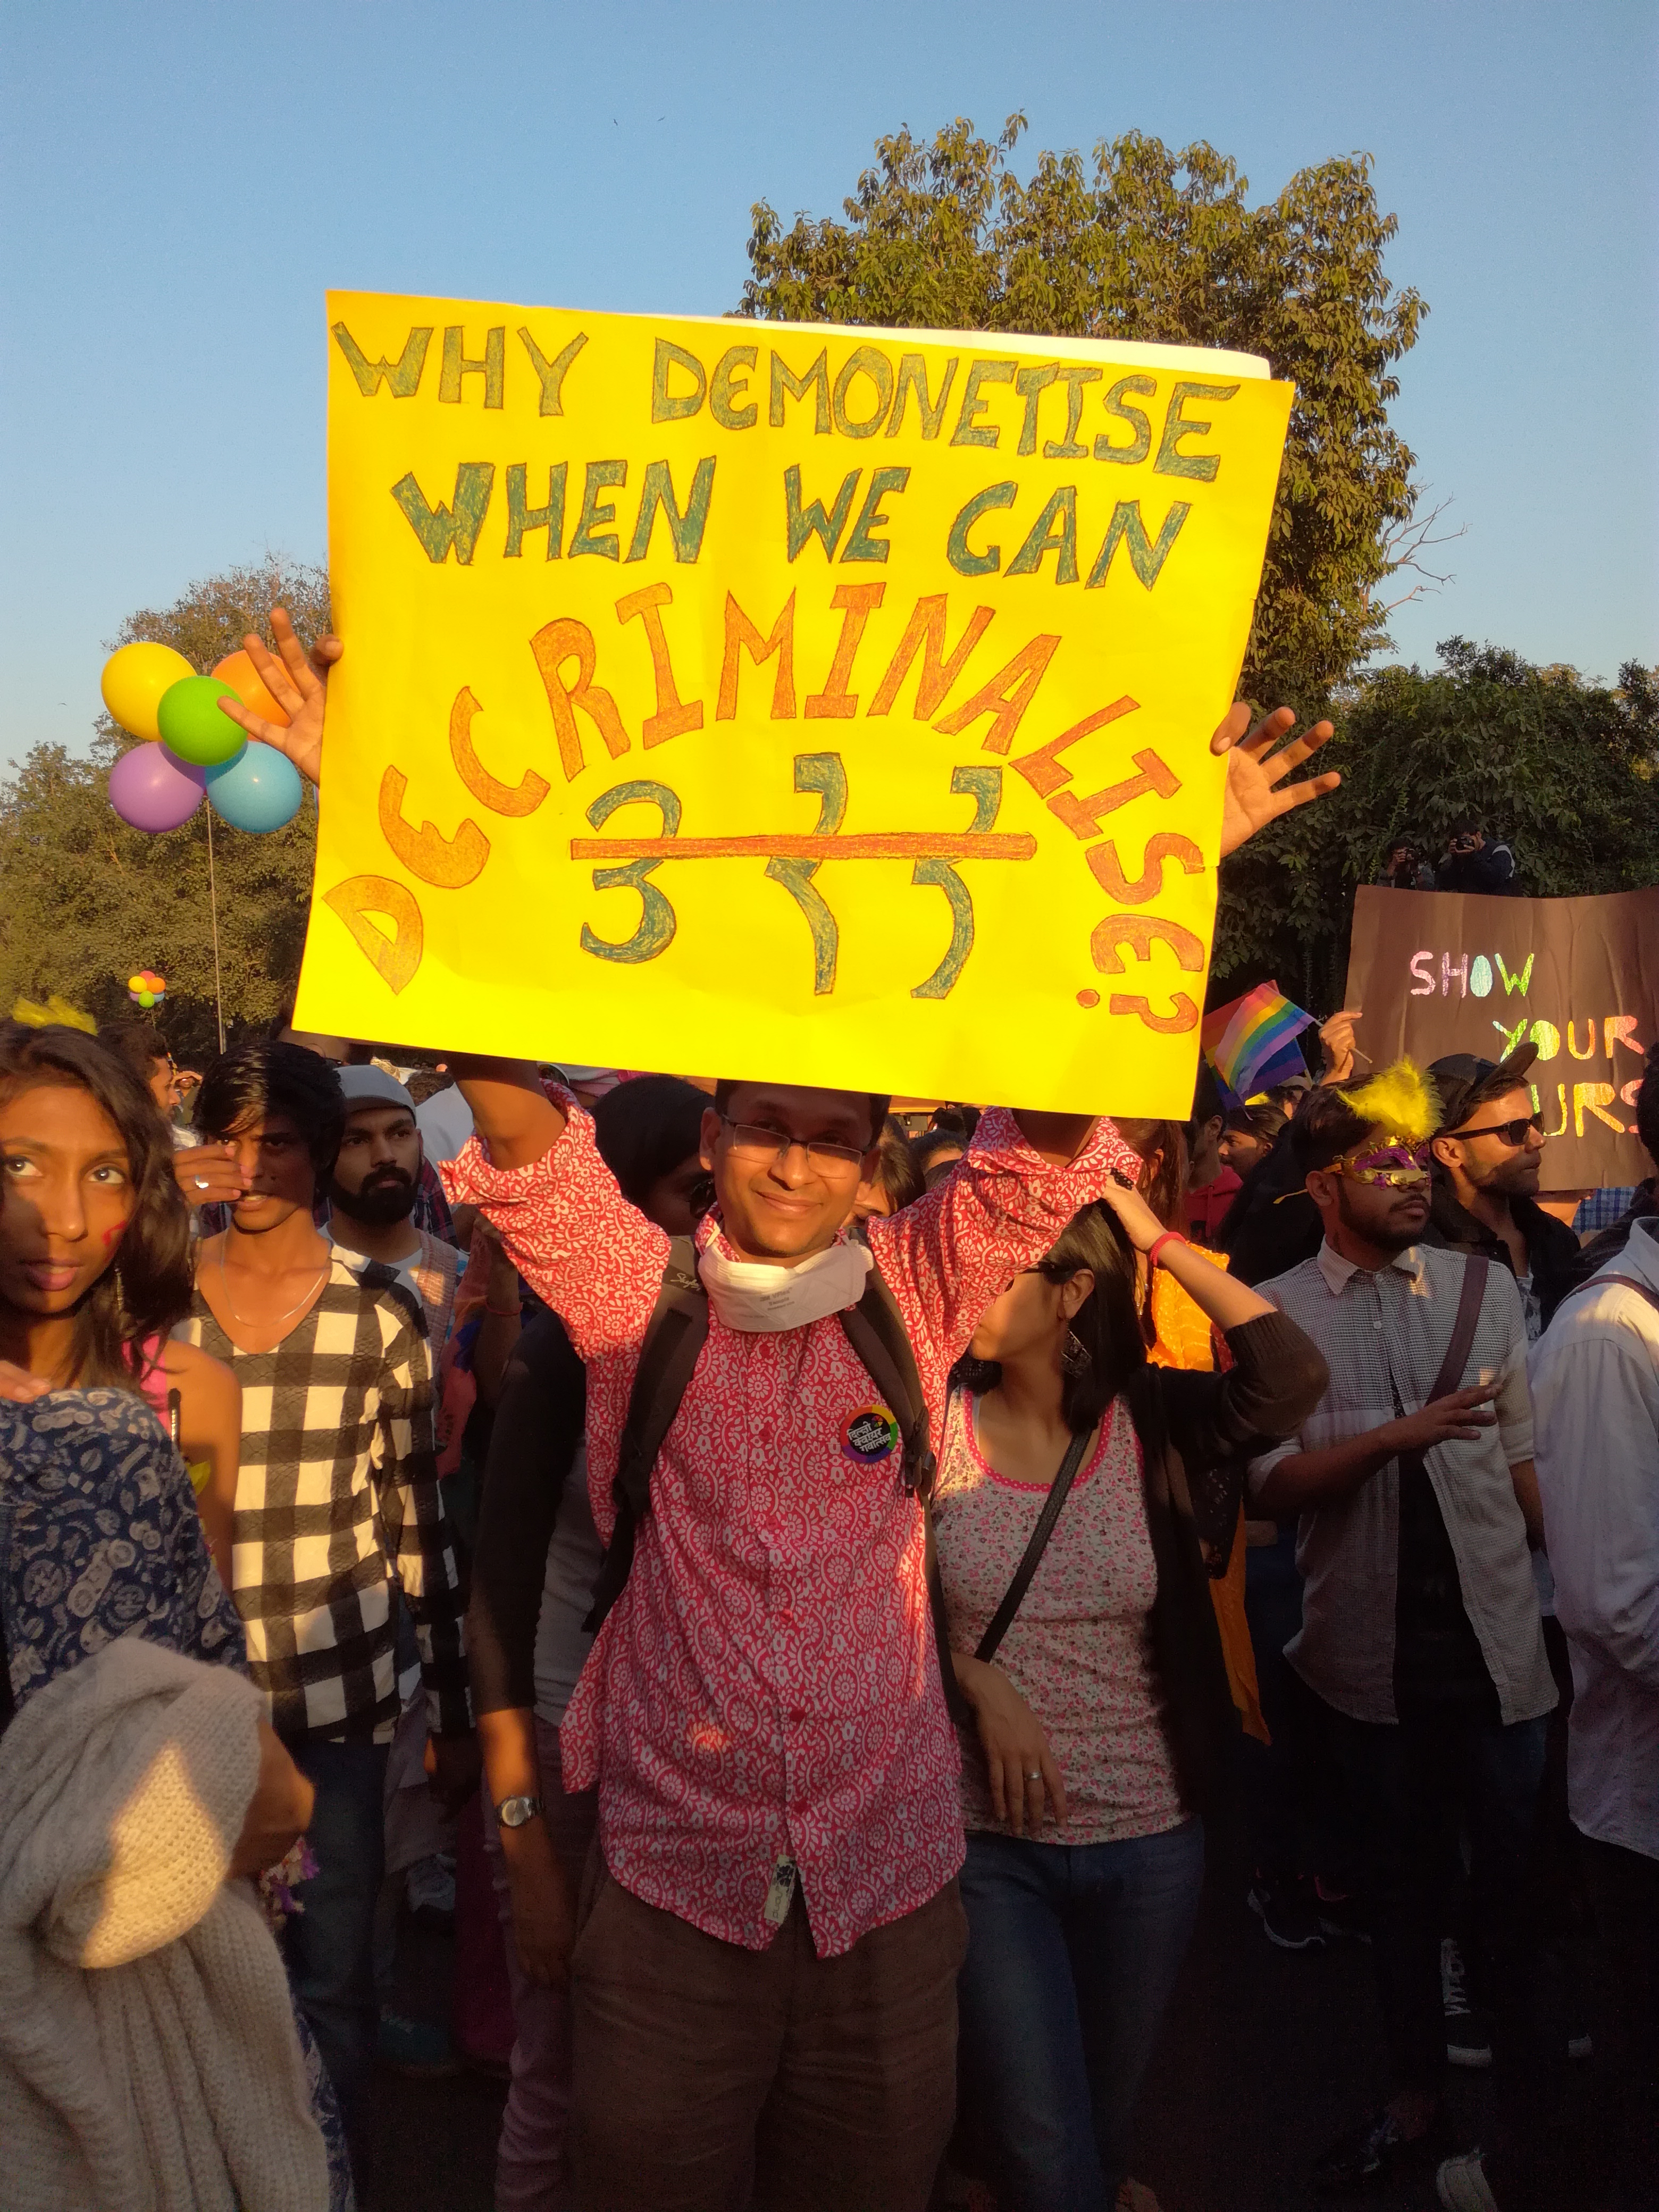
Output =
[
  {"x1": 1572, "y1": 1186, "x2": 1642, "y2": 1236},
  {"x1": 180, "y1": 1257, "x2": 468, "y2": 1746},
  {"x1": 1250, "y1": 1242, "x2": 1553, "y2": 1726}
]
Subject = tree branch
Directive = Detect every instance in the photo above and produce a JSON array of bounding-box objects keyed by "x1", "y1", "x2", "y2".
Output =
[{"x1": 1373, "y1": 491, "x2": 1467, "y2": 615}]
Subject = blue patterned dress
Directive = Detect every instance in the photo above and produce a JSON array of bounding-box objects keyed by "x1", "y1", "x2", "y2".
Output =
[{"x1": 0, "y1": 1387, "x2": 355, "y2": 2210}]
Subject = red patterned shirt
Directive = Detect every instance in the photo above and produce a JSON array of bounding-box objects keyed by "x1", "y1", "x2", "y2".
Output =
[{"x1": 443, "y1": 1097, "x2": 1137, "y2": 1955}]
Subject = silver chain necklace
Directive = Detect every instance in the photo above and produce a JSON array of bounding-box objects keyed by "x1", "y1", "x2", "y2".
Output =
[{"x1": 215, "y1": 1249, "x2": 330, "y2": 1330}]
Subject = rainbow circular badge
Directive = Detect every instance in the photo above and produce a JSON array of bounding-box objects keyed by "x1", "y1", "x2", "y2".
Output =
[{"x1": 841, "y1": 1403, "x2": 900, "y2": 1466}]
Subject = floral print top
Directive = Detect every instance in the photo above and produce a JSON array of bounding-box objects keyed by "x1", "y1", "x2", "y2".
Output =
[{"x1": 933, "y1": 1388, "x2": 1187, "y2": 1845}]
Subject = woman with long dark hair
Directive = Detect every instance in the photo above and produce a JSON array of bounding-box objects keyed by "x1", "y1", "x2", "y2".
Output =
[
  {"x1": 934, "y1": 1177, "x2": 1327, "y2": 2210},
  {"x1": 0, "y1": 1020, "x2": 351, "y2": 2206},
  {"x1": 0, "y1": 1021, "x2": 238, "y2": 1578}
]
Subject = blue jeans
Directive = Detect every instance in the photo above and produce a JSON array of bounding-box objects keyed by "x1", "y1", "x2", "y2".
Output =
[
  {"x1": 957, "y1": 1821, "x2": 1205, "y2": 2211},
  {"x1": 283, "y1": 1739, "x2": 390, "y2": 2190}
]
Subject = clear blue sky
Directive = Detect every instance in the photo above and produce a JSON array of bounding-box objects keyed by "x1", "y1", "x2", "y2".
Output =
[{"x1": 2, "y1": 0, "x2": 1654, "y2": 767}]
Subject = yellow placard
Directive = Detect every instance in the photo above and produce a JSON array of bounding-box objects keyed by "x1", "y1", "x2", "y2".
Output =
[{"x1": 296, "y1": 291, "x2": 1292, "y2": 1113}]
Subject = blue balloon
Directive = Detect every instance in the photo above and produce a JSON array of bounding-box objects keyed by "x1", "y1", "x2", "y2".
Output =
[{"x1": 205, "y1": 740, "x2": 303, "y2": 833}]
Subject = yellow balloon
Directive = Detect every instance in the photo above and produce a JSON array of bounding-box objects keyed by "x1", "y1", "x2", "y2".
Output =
[{"x1": 100, "y1": 641, "x2": 197, "y2": 742}]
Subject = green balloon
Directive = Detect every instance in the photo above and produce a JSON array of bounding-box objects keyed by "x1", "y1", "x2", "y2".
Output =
[{"x1": 155, "y1": 675, "x2": 246, "y2": 767}]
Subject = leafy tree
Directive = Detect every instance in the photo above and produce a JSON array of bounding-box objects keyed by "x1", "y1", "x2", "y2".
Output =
[
  {"x1": 107, "y1": 558, "x2": 332, "y2": 694},
  {"x1": 0, "y1": 561, "x2": 328, "y2": 1066},
  {"x1": 1214, "y1": 643, "x2": 1659, "y2": 1011},
  {"x1": 738, "y1": 117, "x2": 1426, "y2": 707}
]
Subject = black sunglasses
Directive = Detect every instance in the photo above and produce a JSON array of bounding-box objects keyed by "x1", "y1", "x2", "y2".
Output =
[{"x1": 1448, "y1": 1112, "x2": 1544, "y2": 1147}]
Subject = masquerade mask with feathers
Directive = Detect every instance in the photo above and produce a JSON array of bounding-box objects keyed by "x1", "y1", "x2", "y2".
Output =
[{"x1": 1331, "y1": 1061, "x2": 1441, "y2": 1187}]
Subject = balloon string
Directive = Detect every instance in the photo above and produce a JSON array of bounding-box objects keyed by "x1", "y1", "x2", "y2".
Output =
[{"x1": 206, "y1": 805, "x2": 225, "y2": 1053}]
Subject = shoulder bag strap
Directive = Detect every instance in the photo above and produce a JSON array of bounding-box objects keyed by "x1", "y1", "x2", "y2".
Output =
[
  {"x1": 1427, "y1": 1252, "x2": 1491, "y2": 1405},
  {"x1": 583, "y1": 1236, "x2": 709, "y2": 1633},
  {"x1": 973, "y1": 1424, "x2": 1094, "y2": 1665}
]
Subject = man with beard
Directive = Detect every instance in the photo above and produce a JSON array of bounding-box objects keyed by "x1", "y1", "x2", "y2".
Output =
[
  {"x1": 1425, "y1": 1048, "x2": 1581, "y2": 1340},
  {"x1": 1247, "y1": 1065, "x2": 1556, "y2": 2207},
  {"x1": 329, "y1": 1065, "x2": 465, "y2": 1351}
]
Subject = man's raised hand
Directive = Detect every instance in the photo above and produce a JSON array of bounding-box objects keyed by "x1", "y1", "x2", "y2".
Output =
[
  {"x1": 217, "y1": 607, "x2": 340, "y2": 787},
  {"x1": 1212, "y1": 704, "x2": 1340, "y2": 860}
]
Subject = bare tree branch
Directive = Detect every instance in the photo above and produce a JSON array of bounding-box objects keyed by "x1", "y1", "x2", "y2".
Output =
[{"x1": 1373, "y1": 491, "x2": 1467, "y2": 615}]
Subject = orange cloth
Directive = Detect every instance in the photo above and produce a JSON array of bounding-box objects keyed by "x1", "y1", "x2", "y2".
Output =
[{"x1": 1145, "y1": 1256, "x2": 1268, "y2": 1745}]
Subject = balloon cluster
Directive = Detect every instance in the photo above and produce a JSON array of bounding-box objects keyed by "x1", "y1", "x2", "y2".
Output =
[
  {"x1": 127, "y1": 969, "x2": 167, "y2": 1009},
  {"x1": 102, "y1": 642, "x2": 303, "y2": 835}
]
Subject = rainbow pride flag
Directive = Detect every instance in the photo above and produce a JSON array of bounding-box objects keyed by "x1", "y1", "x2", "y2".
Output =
[{"x1": 1202, "y1": 982, "x2": 1317, "y2": 1103}]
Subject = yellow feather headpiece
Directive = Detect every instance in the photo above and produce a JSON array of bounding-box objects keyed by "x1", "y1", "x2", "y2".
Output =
[
  {"x1": 1335, "y1": 1059, "x2": 1440, "y2": 1145},
  {"x1": 11, "y1": 993, "x2": 97, "y2": 1034}
]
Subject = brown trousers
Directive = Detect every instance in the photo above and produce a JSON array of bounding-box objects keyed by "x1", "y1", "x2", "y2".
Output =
[{"x1": 569, "y1": 1866, "x2": 967, "y2": 2212}]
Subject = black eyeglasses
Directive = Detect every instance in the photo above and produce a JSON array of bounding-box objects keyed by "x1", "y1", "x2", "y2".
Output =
[
  {"x1": 1449, "y1": 1112, "x2": 1544, "y2": 1147},
  {"x1": 717, "y1": 1115, "x2": 867, "y2": 1169}
]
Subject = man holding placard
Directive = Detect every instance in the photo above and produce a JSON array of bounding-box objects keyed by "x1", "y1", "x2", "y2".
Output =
[{"x1": 217, "y1": 293, "x2": 1339, "y2": 2207}]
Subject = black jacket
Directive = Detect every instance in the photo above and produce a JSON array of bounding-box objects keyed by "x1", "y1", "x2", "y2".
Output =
[
  {"x1": 1424, "y1": 1178, "x2": 1581, "y2": 1331},
  {"x1": 468, "y1": 1311, "x2": 588, "y2": 1716},
  {"x1": 1123, "y1": 1312, "x2": 1328, "y2": 1814},
  {"x1": 1434, "y1": 841, "x2": 1517, "y2": 896}
]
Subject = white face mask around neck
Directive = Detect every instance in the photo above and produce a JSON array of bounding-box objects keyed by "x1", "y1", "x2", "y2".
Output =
[{"x1": 698, "y1": 1238, "x2": 873, "y2": 1333}]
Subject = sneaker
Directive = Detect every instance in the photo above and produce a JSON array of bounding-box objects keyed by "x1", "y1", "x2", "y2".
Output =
[
  {"x1": 1313, "y1": 1876, "x2": 1372, "y2": 1943},
  {"x1": 1314, "y1": 2106, "x2": 1440, "y2": 2193},
  {"x1": 376, "y1": 2009, "x2": 458, "y2": 2076},
  {"x1": 1249, "y1": 1872, "x2": 1327, "y2": 1950},
  {"x1": 1436, "y1": 2148, "x2": 1501, "y2": 2210},
  {"x1": 1441, "y1": 1937, "x2": 1493, "y2": 2068}
]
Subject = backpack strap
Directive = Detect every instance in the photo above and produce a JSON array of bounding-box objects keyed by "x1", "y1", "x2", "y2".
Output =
[
  {"x1": 837, "y1": 1270, "x2": 934, "y2": 1499},
  {"x1": 582, "y1": 1236, "x2": 708, "y2": 1634},
  {"x1": 837, "y1": 1272, "x2": 970, "y2": 1725}
]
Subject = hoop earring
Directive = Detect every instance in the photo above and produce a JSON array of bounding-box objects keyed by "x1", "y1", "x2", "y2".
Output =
[{"x1": 1059, "y1": 1328, "x2": 1092, "y2": 1378}]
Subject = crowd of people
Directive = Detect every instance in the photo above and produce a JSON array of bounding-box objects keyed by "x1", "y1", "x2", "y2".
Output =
[{"x1": 0, "y1": 611, "x2": 1653, "y2": 2212}]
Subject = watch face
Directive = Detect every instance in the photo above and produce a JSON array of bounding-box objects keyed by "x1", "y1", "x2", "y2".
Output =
[{"x1": 498, "y1": 1795, "x2": 540, "y2": 1829}]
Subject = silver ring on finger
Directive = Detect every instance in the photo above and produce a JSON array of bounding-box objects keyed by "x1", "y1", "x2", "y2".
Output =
[
  {"x1": 1025, "y1": 1770, "x2": 1042, "y2": 1783},
  {"x1": 194, "y1": 1177, "x2": 210, "y2": 1189}
]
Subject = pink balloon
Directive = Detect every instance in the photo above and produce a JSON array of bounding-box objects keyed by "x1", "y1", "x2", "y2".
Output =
[{"x1": 108, "y1": 741, "x2": 206, "y2": 832}]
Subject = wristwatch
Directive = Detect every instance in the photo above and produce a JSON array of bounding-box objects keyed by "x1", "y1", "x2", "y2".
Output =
[{"x1": 495, "y1": 1794, "x2": 544, "y2": 1830}]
